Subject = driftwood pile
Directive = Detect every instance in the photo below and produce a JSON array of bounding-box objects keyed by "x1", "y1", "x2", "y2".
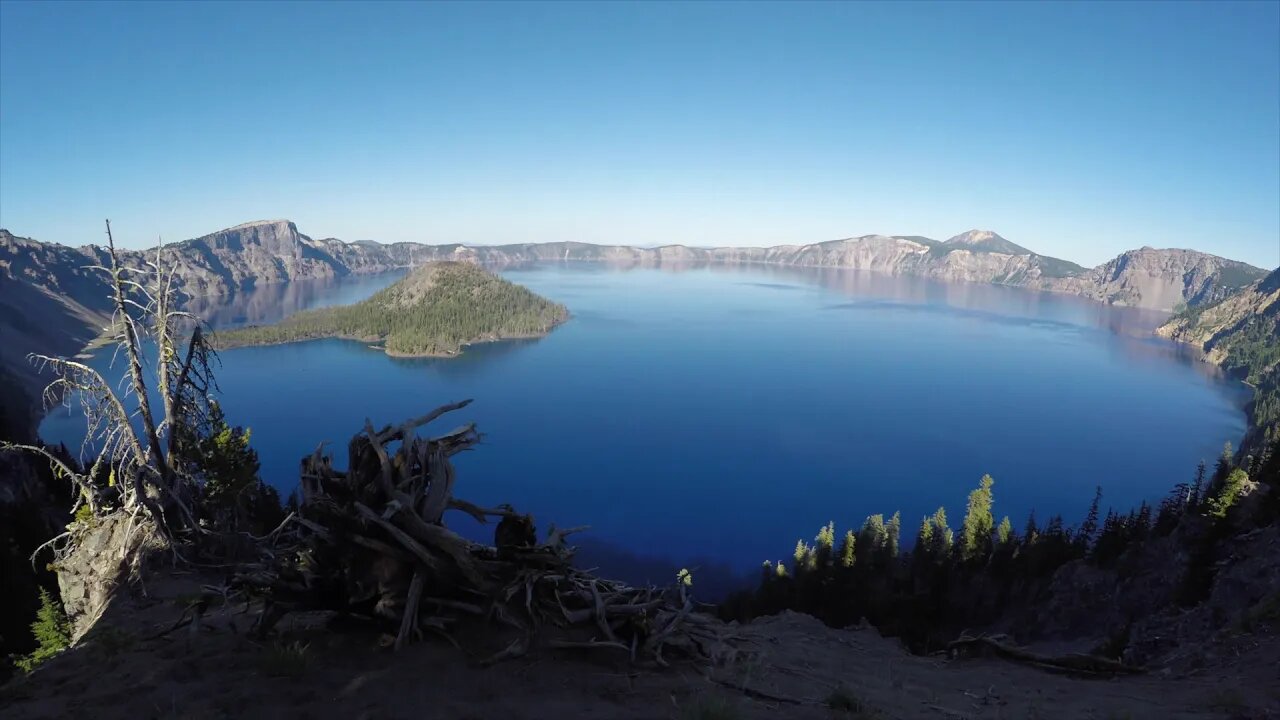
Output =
[{"x1": 236, "y1": 400, "x2": 735, "y2": 666}]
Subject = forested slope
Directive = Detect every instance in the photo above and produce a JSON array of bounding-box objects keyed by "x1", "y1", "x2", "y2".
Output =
[
  {"x1": 1160, "y1": 267, "x2": 1280, "y2": 455},
  {"x1": 215, "y1": 261, "x2": 568, "y2": 356}
]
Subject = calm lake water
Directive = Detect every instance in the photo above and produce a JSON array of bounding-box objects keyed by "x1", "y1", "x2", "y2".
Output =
[{"x1": 41, "y1": 263, "x2": 1248, "y2": 594}]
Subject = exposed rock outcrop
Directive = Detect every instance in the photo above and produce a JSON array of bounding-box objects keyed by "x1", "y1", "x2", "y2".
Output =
[
  {"x1": 1053, "y1": 247, "x2": 1269, "y2": 311},
  {"x1": 1157, "y1": 268, "x2": 1280, "y2": 454},
  {"x1": 1157, "y1": 267, "x2": 1280, "y2": 363},
  {"x1": 4, "y1": 222, "x2": 1264, "y2": 315}
]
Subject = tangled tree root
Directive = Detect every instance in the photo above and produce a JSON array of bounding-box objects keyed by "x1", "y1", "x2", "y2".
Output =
[{"x1": 233, "y1": 401, "x2": 741, "y2": 667}]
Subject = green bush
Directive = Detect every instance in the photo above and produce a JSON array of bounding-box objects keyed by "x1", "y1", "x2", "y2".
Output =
[
  {"x1": 1206, "y1": 469, "x2": 1250, "y2": 519},
  {"x1": 14, "y1": 588, "x2": 71, "y2": 672},
  {"x1": 259, "y1": 640, "x2": 311, "y2": 678}
]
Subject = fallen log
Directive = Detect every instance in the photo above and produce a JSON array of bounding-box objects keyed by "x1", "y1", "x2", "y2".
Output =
[{"x1": 947, "y1": 634, "x2": 1145, "y2": 677}]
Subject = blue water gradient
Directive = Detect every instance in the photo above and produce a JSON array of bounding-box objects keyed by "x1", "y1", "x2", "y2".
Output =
[{"x1": 40, "y1": 264, "x2": 1248, "y2": 593}]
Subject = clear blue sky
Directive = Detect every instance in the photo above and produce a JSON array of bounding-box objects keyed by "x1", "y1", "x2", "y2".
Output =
[{"x1": 1, "y1": 1, "x2": 1277, "y2": 267}]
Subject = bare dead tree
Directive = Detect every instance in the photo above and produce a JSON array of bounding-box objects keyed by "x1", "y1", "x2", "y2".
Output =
[{"x1": 4, "y1": 219, "x2": 218, "y2": 546}]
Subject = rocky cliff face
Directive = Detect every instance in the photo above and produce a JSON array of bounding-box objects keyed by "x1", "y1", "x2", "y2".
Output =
[
  {"x1": 1157, "y1": 267, "x2": 1280, "y2": 455},
  {"x1": 1156, "y1": 267, "x2": 1280, "y2": 362},
  {"x1": 4, "y1": 222, "x2": 1265, "y2": 313},
  {"x1": 159, "y1": 220, "x2": 413, "y2": 297},
  {"x1": 1050, "y1": 247, "x2": 1268, "y2": 311},
  {"x1": 0, "y1": 222, "x2": 1270, "y2": 430}
]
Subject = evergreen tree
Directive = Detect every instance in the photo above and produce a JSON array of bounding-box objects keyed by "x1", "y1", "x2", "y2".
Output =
[
  {"x1": 1189, "y1": 461, "x2": 1207, "y2": 509},
  {"x1": 996, "y1": 516, "x2": 1013, "y2": 547},
  {"x1": 1022, "y1": 511, "x2": 1039, "y2": 548},
  {"x1": 1154, "y1": 484, "x2": 1189, "y2": 536},
  {"x1": 1257, "y1": 436, "x2": 1280, "y2": 520},
  {"x1": 1133, "y1": 501, "x2": 1152, "y2": 541},
  {"x1": 175, "y1": 402, "x2": 282, "y2": 535},
  {"x1": 857, "y1": 514, "x2": 888, "y2": 568},
  {"x1": 838, "y1": 529, "x2": 856, "y2": 568},
  {"x1": 929, "y1": 507, "x2": 953, "y2": 556},
  {"x1": 960, "y1": 475, "x2": 995, "y2": 563},
  {"x1": 1207, "y1": 469, "x2": 1251, "y2": 519},
  {"x1": 814, "y1": 522, "x2": 836, "y2": 568},
  {"x1": 886, "y1": 512, "x2": 901, "y2": 560},
  {"x1": 916, "y1": 515, "x2": 933, "y2": 548},
  {"x1": 1076, "y1": 486, "x2": 1102, "y2": 553},
  {"x1": 15, "y1": 589, "x2": 71, "y2": 672},
  {"x1": 793, "y1": 539, "x2": 810, "y2": 572},
  {"x1": 1093, "y1": 508, "x2": 1123, "y2": 565},
  {"x1": 1209, "y1": 442, "x2": 1235, "y2": 496}
]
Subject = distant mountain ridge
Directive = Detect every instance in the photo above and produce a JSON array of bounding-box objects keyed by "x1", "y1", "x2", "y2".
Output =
[
  {"x1": 0, "y1": 218, "x2": 1270, "y2": 437},
  {"x1": 3, "y1": 220, "x2": 1265, "y2": 311}
]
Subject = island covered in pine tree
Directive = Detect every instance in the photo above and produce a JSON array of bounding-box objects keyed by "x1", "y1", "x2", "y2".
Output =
[{"x1": 214, "y1": 262, "x2": 569, "y2": 357}]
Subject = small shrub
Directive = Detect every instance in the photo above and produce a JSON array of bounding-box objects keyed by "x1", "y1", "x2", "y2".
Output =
[
  {"x1": 259, "y1": 640, "x2": 310, "y2": 677},
  {"x1": 15, "y1": 588, "x2": 72, "y2": 672},
  {"x1": 827, "y1": 684, "x2": 869, "y2": 715},
  {"x1": 72, "y1": 503, "x2": 95, "y2": 528}
]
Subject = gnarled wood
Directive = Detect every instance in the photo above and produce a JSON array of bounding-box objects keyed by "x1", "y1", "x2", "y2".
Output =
[{"x1": 232, "y1": 402, "x2": 740, "y2": 668}]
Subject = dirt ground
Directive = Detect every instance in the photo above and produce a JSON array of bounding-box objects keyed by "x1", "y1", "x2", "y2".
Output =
[{"x1": 2, "y1": 574, "x2": 1278, "y2": 720}]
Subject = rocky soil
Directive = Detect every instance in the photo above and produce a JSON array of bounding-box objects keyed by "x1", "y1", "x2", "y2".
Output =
[{"x1": 3, "y1": 568, "x2": 1277, "y2": 720}]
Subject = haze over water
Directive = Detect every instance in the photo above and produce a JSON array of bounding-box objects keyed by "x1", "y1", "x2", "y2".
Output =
[{"x1": 41, "y1": 264, "x2": 1248, "y2": 591}]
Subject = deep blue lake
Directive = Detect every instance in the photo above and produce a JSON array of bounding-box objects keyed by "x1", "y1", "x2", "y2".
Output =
[{"x1": 40, "y1": 263, "x2": 1248, "y2": 595}]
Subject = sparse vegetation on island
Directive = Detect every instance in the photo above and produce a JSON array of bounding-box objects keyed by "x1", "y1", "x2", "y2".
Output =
[{"x1": 213, "y1": 261, "x2": 569, "y2": 357}]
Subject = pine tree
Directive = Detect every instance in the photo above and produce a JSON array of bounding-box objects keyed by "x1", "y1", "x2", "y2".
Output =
[
  {"x1": 1189, "y1": 461, "x2": 1207, "y2": 509},
  {"x1": 858, "y1": 514, "x2": 888, "y2": 568},
  {"x1": 1076, "y1": 486, "x2": 1102, "y2": 552},
  {"x1": 1154, "y1": 484, "x2": 1188, "y2": 536},
  {"x1": 175, "y1": 401, "x2": 282, "y2": 535},
  {"x1": 960, "y1": 475, "x2": 995, "y2": 563},
  {"x1": 1209, "y1": 442, "x2": 1235, "y2": 496},
  {"x1": 996, "y1": 516, "x2": 1013, "y2": 546},
  {"x1": 814, "y1": 522, "x2": 836, "y2": 568},
  {"x1": 1093, "y1": 508, "x2": 1123, "y2": 565},
  {"x1": 1022, "y1": 510, "x2": 1039, "y2": 548},
  {"x1": 838, "y1": 529, "x2": 856, "y2": 568},
  {"x1": 886, "y1": 512, "x2": 901, "y2": 560},
  {"x1": 793, "y1": 539, "x2": 810, "y2": 572},
  {"x1": 15, "y1": 588, "x2": 72, "y2": 672},
  {"x1": 929, "y1": 507, "x2": 953, "y2": 556},
  {"x1": 1207, "y1": 469, "x2": 1251, "y2": 519},
  {"x1": 916, "y1": 516, "x2": 934, "y2": 548},
  {"x1": 1133, "y1": 501, "x2": 1152, "y2": 541}
]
